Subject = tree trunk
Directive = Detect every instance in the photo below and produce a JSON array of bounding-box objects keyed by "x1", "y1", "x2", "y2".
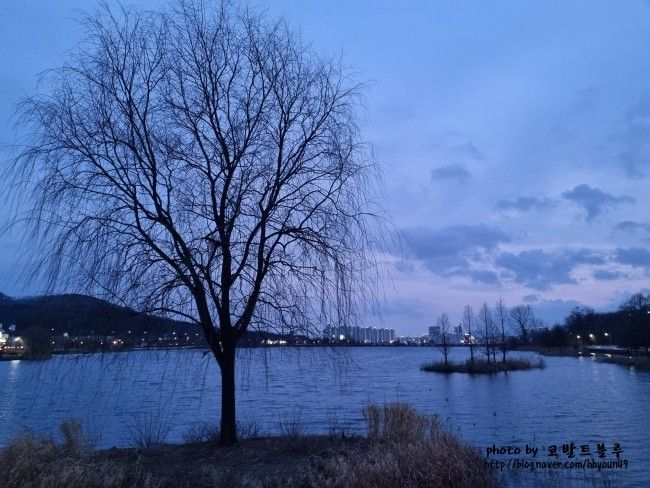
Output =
[{"x1": 219, "y1": 347, "x2": 238, "y2": 445}]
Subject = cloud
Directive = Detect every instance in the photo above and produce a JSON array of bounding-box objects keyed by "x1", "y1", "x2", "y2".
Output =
[
  {"x1": 466, "y1": 269, "x2": 500, "y2": 284},
  {"x1": 380, "y1": 298, "x2": 431, "y2": 320},
  {"x1": 431, "y1": 164, "x2": 471, "y2": 183},
  {"x1": 522, "y1": 294, "x2": 540, "y2": 303},
  {"x1": 612, "y1": 247, "x2": 650, "y2": 269},
  {"x1": 513, "y1": 294, "x2": 584, "y2": 324},
  {"x1": 593, "y1": 269, "x2": 625, "y2": 281},
  {"x1": 496, "y1": 196, "x2": 556, "y2": 212},
  {"x1": 615, "y1": 98, "x2": 650, "y2": 177},
  {"x1": 451, "y1": 142, "x2": 483, "y2": 160},
  {"x1": 427, "y1": 139, "x2": 482, "y2": 185},
  {"x1": 402, "y1": 224, "x2": 509, "y2": 284},
  {"x1": 404, "y1": 224, "x2": 510, "y2": 258},
  {"x1": 529, "y1": 297, "x2": 585, "y2": 325},
  {"x1": 495, "y1": 248, "x2": 605, "y2": 291},
  {"x1": 428, "y1": 138, "x2": 484, "y2": 160},
  {"x1": 615, "y1": 221, "x2": 650, "y2": 239},
  {"x1": 561, "y1": 184, "x2": 634, "y2": 221}
]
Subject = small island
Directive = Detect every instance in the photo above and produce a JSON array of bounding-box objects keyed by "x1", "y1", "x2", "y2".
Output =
[{"x1": 421, "y1": 357, "x2": 545, "y2": 374}]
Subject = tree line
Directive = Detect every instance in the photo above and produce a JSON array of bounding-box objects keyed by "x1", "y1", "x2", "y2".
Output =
[
  {"x1": 435, "y1": 299, "x2": 538, "y2": 367},
  {"x1": 534, "y1": 292, "x2": 650, "y2": 354},
  {"x1": 435, "y1": 291, "x2": 650, "y2": 365}
]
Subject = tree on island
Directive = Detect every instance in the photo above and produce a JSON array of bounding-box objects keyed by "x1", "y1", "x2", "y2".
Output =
[
  {"x1": 478, "y1": 303, "x2": 494, "y2": 364},
  {"x1": 462, "y1": 304, "x2": 476, "y2": 364},
  {"x1": 494, "y1": 297, "x2": 509, "y2": 363},
  {"x1": 7, "y1": 0, "x2": 379, "y2": 445},
  {"x1": 436, "y1": 313, "x2": 452, "y2": 368}
]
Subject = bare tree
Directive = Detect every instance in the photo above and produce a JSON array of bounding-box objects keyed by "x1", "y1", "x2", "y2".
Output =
[
  {"x1": 462, "y1": 304, "x2": 475, "y2": 364},
  {"x1": 510, "y1": 304, "x2": 534, "y2": 344},
  {"x1": 6, "y1": 1, "x2": 380, "y2": 445},
  {"x1": 478, "y1": 302, "x2": 493, "y2": 364},
  {"x1": 437, "y1": 313, "x2": 452, "y2": 367},
  {"x1": 495, "y1": 297, "x2": 510, "y2": 363}
]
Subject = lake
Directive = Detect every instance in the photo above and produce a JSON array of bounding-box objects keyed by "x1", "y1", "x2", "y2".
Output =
[{"x1": 0, "y1": 347, "x2": 647, "y2": 486}]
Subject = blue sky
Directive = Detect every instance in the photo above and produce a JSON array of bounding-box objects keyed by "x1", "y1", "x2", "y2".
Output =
[{"x1": 2, "y1": 1, "x2": 650, "y2": 334}]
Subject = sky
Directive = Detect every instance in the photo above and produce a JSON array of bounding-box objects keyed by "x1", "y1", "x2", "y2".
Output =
[{"x1": 2, "y1": 1, "x2": 650, "y2": 335}]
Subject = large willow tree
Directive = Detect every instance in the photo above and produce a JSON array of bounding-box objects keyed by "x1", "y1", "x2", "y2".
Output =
[{"x1": 8, "y1": 0, "x2": 380, "y2": 444}]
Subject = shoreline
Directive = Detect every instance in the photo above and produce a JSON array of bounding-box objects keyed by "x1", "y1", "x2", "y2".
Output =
[{"x1": 0, "y1": 404, "x2": 496, "y2": 488}]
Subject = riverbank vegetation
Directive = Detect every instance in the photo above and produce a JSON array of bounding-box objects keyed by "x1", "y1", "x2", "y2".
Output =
[
  {"x1": 421, "y1": 357, "x2": 545, "y2": 374},
  {"x1": 0, "y1": 403, "x2": 495, "y2": 488}
]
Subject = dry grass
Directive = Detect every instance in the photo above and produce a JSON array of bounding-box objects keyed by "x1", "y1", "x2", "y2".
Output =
[
  {"x1": 0, "y1": 423, "x2": 164, "y2": 488},
  {"x1": 311, "y1": 433, "x2": 494, "y2": 488},
  {"x1": 126, "y1": 412, "x2": 171, "y2": 448},
  {"x1": 0, "y1": 405, "x2": 495, "y2": 487},
  {"x1": 277, "y1": 408, "x2": 306, "y2": 438},
  {"x1": 320, "y1": 403, "x2": 495, "y2": 488},
  {"x1": 422, "y1": 357, "x2": 545, "y2": 374},
  {"x1": 362, "y1": 402, "x2": 440, "y2": 443},
  {"x1": 182, "y1": 422, "x2": 220, "y2": 444}
]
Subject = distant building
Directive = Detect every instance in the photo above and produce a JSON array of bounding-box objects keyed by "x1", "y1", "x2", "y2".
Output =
[
  {"x1": 322, "y1": 325, "x2": 396, "y2": 344},
  {"x1": 428, "y1": 325, "x2": 441, "y2": 343}
]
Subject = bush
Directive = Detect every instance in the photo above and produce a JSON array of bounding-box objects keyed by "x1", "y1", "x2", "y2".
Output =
[
  {"x1": 126, "y1": 412, "x2": 171, "y2": 448},
  {"x1": 362, "y1": 403, "x2": 440, "y2": 443},
  {"x1": 277, "y1": 409, "x2": 305, "y2": 438},
  {"x1": 237, "y1": 421, "x2": 260, "y2": 440},
  {"x1": 182, "y1": 422, "x2": 220, "y2": 444}
]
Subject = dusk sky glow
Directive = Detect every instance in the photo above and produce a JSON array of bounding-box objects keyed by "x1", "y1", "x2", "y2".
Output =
[{"x1": 3, "y1": 1, "x2": 650, "y2": 335}]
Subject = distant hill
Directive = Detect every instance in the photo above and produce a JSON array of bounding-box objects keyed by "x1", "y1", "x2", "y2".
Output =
[
  {"x1": 0, "y1": 293, "x2": 299, "y2": 345},
  {"x1": 0, "y1": 293, "x2": 198, "y2": 337}
]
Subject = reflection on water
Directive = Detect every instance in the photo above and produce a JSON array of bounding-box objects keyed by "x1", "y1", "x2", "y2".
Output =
[{"x1": 0, "y1": 347, "x2": 648, "y2": 485}]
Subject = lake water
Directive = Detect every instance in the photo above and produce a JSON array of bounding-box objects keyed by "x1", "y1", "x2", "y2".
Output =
[{"x1": 0, "y1": 347, "x2": 648, "y2": 486}]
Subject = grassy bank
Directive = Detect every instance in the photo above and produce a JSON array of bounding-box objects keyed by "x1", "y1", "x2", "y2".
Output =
[
  {"x1": 0, "y1": 404, "x2": 496, "y2": 488},
  {"x1": 421, "y1": 357, "x2": 545, "y2": 374}
]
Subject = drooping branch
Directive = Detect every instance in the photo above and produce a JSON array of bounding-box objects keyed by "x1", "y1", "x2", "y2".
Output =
[{"x1": 6, "y1": 0, "x2": 383, "y2": 363}]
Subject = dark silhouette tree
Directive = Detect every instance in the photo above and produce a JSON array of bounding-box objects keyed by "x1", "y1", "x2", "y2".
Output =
[
  {"x1": 7, "y1": 0, "x2": 380, "y2": 445},
  {"x1": 21, "y1": 326, "x2": 53, "y2": 358},
  {"x1": 510, "y1": 304, "x2": 534, "y2": 344},
  {"x1": 618, "y1": 293, "x2": 650, "y2": 354},
  {"x1": 495, "y1": 297, "x2": 509, "y2": 363},
  {"x1": 436, "y1": 312, "x2": 452, "y2": 367},
  {"x1": 479, "y1": 302, "x2": 493, "y2": 364},
  {"x1": 462, "y1": 304, "x2": 475, "y2": 364}
]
